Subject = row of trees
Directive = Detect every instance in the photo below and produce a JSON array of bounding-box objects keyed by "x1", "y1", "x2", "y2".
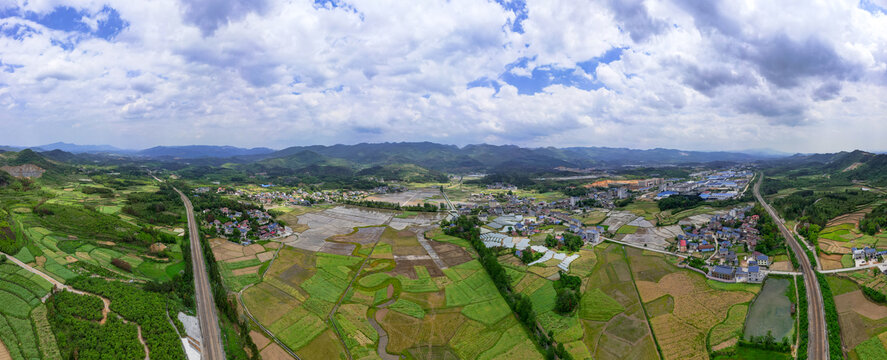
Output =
[
  {"x1": 341, "y1": 199, "x2": 442, "y2": 212},
  {"x1": 747, "y1": 204, "x2": 786, "y2": 256},
  {"x1": 197, "y1": 229, "x2": 260, "y2": 359},
  {"x1": 814, "y1": 272, "x2": 844, "y2": 359},
  {"x1": 553, "y1": 272, "x2": 581, "y2": 314},
  {"x1": 442, "y1": 216, "x2": 573, "y2": 359},
  {"x1": 797, "y1": 223, "x2": 821, "y2": 246}
]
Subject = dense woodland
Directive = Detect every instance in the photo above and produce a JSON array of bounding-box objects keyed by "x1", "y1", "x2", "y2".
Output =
[
  {"x1": 657, "y1": 195, "x2": 703, "y2": 211},
  {"x1": 122, "y1": 184, "x2": 184, "y2": 225},
  {"x1": 47, "y1": 291, "x2": 146, "y2": 360},
  {"x1": 860, "y1": 203, "x2": 887, "y2": 236},
  {"x1": 771, "y1": 189, "x2": 879, "y2": 227},
  {"x1": 68, "y1": 277, "x2": 186, "y2": 360}
]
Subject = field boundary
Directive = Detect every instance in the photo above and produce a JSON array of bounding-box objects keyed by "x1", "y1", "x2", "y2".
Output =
[{"x1": 621, "y1": 244, "x2": 664, "y2": 360}]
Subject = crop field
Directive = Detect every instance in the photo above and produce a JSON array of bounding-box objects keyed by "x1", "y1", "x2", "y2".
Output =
[
  {"x1": 829, "y1": 274, "x2": 887, "y2": 358},
  {"x1": 577, "y1": 210, "x2": 608, "y2": 225},
  {"x1": 518, "y1": 244, "x2": 657, "y2": 360},
  {"x1": 616, "y1": 225, "x2": 639, "y2": 234},
  {"x1": 242, "y1": 246, "x2": 362, "y2": 358},
  {"x1": 817, "y1": 222, "x2": 887, "y2": 266},
  {"x1": 620, "y1": 201, "x2": 661, "y2": 221},
  {"x1": 210, "y1": 238, "x2": 277, "y2": 291},
  {"x1": 708, "y1": 304, "x2": 748, "y2": 350},
  {"x1": 336, "y1": 226, "x2": 536, "y2": 359},
  {"x1": 0, "y1": 263, "x2": 54, "y2": 360},
  {"x1": 630, "y1": 248, "x2": 756, "y2": 360}
]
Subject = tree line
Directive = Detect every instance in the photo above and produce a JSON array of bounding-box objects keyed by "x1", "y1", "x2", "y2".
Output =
[
  {"x1": 197, "y1": 229, "x2": 261, "y2": 359},
  {"x1": 747, "y1": 204, "x2": 786, "y2": 256},
  {"x1": 442, "y1": 216, "x2": 573, "y2": 359},
  {"x1": 341, "y1": 199, "x2": 442, "y2": 212}
]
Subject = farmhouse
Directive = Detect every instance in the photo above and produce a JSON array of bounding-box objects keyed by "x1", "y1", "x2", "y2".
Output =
[{"x1": 710, "y1": 265, "x2": 735, "y2": 281}]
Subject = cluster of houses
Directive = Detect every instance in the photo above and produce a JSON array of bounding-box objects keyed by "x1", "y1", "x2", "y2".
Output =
[
  {"x1": 670, "y1": 206, "x2": 779, "y2": 283},
  {"x1": 676, "y1": 207, "x2": 758, "y2": 254},
  {"x1": 205, "y1": 207, "x2": 290, "y2": 243},
  {"x1": 852, "y1": 247, "x2": 887, "y2": 267}
]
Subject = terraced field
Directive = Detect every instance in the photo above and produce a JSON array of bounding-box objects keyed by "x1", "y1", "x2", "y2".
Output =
[
  {"x1": 0, "y1": 263, "x2": 56, "y2": 360},
  {"x1": 7, "y1": 185, "x2": 186, "y2": 284}
]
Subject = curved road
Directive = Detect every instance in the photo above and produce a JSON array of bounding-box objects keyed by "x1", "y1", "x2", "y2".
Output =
[
  {"x1": 177, "y1": 189, "x2": 225, "y2": 360},
  {"x1": 754, "y1": 176, "x2": 828, "y2": 359}
]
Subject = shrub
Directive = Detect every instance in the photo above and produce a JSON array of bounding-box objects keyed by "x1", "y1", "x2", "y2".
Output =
[{"x1": 111, "y1": 258, "x2": 132, "y2": 272}]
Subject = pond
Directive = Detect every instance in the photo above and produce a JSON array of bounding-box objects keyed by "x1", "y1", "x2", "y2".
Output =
[{"x1": 743, "y1": 277, "x2": 794, "y2": 342}]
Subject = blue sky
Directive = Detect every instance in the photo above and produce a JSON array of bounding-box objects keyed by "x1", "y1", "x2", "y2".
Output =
[{"x1": 0, "y1": 0, "x2": 886, "y2": 152}]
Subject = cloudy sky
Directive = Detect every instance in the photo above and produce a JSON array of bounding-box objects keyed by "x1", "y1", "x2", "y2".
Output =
[{"x1": 1, "y1": 0, "x2": 886, "y2": 152}]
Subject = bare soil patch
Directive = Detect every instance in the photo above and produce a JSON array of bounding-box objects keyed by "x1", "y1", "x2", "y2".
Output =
[
  {"x1": 233, "y1": 265, "x2": 261, "y2": 276},
  {"x1": 318, "y1": 242, "x2": 355, "y2": 256},
  {"x1": 428, "y1": 241, "x2": 472, "y2": 267},
  {"x1": 249, "y1": 330, "x2": 271, "y2": 350},
  {"x1": 821, "y1": 259, "x2": 843, "y2": 270},
  {"x1": 769, "y1": 261, "x2": 793, "y2": 271},
  {"x1": 331, "y1": 226, "x2": 385, "y2": 245},
  {"x1": 256, "y1": 251, "x2": 275, "y2": 262},
  {"x1": 259, "y1": 342, "x2": 295, "y2": 360},
  {"x1": 821, "y1": 253, "x2": 843, "y2": 261},
  {"x1": 35, "y1": 256, "x2": 46, "y2": 267},
  {"x1": 836, "y1": 290, "x2": 887, "y2": 320},
  {"x1": 842, "y1": 162, "x2": 864, "y2": 172},
  {"x1": 390, "y1": 259, "x2": 443, "y2": 279},
  {"x1": 819, "y1": 239, "x2": 851, "y2": 254},
  {"x1": 712, "y1": 338, "x2": 738, "y2": 352}
]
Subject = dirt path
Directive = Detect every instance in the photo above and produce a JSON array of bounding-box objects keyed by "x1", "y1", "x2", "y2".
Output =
[
  {"x1": 416, "y1": 228, "x2": 447, "y2": 270},
  {"x1": 2, "y1": 251, "x2": 150, "y2": 359}
]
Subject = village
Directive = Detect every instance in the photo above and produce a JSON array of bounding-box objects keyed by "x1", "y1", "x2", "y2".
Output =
[{"x1": 202, "y1": 206, "x2": 292, "y2": 243}]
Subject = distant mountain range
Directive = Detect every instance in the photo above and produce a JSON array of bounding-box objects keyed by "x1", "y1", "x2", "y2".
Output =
[
  {"x1": 3, "y1": 143, "x2": 886, "y2": 187},
  {"x1": 256, "y1": 142, "x2": 778, "y2": 172},
  {"x1": 34, "y1": 142, "x2": 125, "y2": 154},
  {"x1": 136, "y1": 145, "x2": 275, "y2": 159},
  {"x1": 3, "y1": 141, "x2": 789, "y2": 170}
]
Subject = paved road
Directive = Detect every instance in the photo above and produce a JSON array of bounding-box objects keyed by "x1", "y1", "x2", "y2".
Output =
[
  {"x1": 177, "y1": 189, "x2": 225, "y2": 360},
  {"x1": 754, "y1": 176, "x2": 828, "y2": 360},
  {"x1": 820, "y1": 263, "x2": 885, "y2": 274},
  {"x1": 602, "y1": 237, "x2": 688, "y2": 258}
]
